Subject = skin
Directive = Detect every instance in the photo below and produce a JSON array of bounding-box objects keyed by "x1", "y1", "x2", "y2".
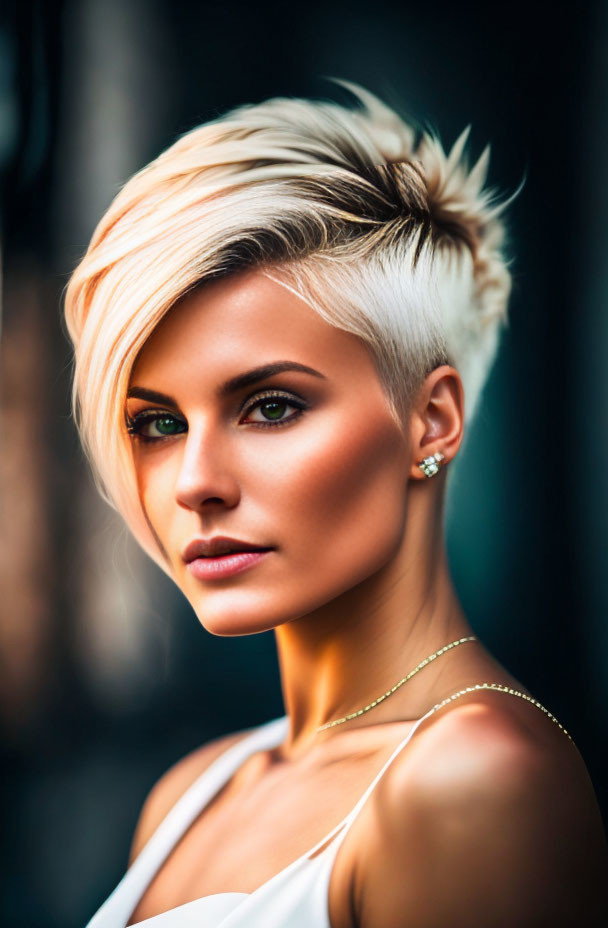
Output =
[{"x1": 124, "y1": 269, "x2": 607, "y2": 927}]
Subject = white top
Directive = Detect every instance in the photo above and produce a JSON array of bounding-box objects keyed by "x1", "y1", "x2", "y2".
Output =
[{"x1": 84, "y1": 686, "x2": 569, "y2": 928}]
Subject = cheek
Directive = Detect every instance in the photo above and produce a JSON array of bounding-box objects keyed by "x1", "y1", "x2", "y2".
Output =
[
  {"x1": 133, "y1": 406, "x2": 409, "y2": 623},
  {"x1": 258, "y1": 411, "x2": 409, "y2": 587},
  {"x1": 134, "y1": 449, "x2": 180, "y2": 541}
]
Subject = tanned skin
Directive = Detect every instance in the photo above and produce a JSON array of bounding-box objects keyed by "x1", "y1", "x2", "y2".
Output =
[{"x1": 123, "y1": 270, "x2": 607, "y2": 928}]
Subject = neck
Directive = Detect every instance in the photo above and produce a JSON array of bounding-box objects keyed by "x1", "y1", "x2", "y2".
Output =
[{"x1": 274, "y1": 482, "x2": 473, "y2": 751}]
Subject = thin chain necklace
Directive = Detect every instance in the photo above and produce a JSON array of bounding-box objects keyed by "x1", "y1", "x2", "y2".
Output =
[{"x1": 316, "y1": 635, "x2": 477, "y2": 733}]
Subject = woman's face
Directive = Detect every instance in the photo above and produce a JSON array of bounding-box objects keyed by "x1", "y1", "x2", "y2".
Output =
[{"x1": 126, "y1": 270, "x2": 412, "y2": 635}]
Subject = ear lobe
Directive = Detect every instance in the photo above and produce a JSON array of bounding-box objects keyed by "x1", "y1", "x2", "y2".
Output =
[{"x1": 408, "y1": 365, "x2": 464, "y2": 481}]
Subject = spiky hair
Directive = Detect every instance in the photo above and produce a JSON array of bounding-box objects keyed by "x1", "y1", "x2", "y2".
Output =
[{"x1": 64, "y1": 79, "x2": 514, "y2": 573}]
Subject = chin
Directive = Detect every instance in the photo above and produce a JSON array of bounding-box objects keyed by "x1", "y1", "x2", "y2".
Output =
[
  {"x1": 182, "y1": 586, "x2": 296, "y2": 637},
  {"x1": 182, "y1": 554, "x2": 396, "y2": 637},
  {"x1": 196, "y1": 609, "x2": 286, "y2": 638}
]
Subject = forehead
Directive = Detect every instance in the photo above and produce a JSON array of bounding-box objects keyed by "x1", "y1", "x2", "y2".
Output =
[{"x1": 130, "y1": 269, "x2": 380, "y2": 389}]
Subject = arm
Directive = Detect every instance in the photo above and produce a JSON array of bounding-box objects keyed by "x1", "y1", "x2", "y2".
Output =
[
  {"x1": 355, "y1": 703, "x2": 608, "y2": 928},
  {"x1": 128, "y1": 728, "x2": 250, "y2": 865}
]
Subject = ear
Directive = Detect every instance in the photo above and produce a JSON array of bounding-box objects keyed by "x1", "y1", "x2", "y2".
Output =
[{"x1": 408, "y1": 365, "x2": 465, "y2": 481}]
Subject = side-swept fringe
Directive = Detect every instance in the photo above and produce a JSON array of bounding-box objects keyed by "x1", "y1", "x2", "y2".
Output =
[{"x1": 63, "y1": 80, "x2": 516, "y2": 574}]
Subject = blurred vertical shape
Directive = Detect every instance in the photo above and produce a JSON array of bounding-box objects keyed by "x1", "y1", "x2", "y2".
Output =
[
  {"x1": 0, "y1": 21, "x2": 18, "y2": 346},
  {"x1": 54, "y1": 0, "x2": 173, "y2": 242},
  {"x1": 577, "y1": 2, "x2": 608, "y2": 717},
  {"x1": 0, "y1": 2, "x2": 58, "y2": 733},
  {"x1": 0, "y1": 269, "x2": 56, "y2": 729},
  {"x1": 53, "y1": 0, "x2": 176, "y2": 710},
  {"x1": 0, "y1": 27, "x2": 19, "y2": 185}
]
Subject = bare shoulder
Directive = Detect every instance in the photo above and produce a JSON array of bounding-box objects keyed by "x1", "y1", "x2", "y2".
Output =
[
  {"x1": 356, "y1": 692, "x2": 608, "y2": 928},
  {"x1": 128, "y1": 725, "x2": 253, "y2": 864}
]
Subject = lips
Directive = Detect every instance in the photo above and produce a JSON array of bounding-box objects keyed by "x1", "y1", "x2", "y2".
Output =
[{"x1": 181, "y1": 536, "x2": 273, "y2": 563}]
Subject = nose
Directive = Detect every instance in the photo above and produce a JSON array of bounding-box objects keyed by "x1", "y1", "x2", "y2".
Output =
[{"x1": 174, "y1": 419, "x2": 241, "y2": 513}]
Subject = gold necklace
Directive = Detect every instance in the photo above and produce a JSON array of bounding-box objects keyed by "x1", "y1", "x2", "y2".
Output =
[
  {"x1": 316, "y1": 635, "x2": 477, "y2": 733},
  {"x1": 426, "y1": 684, "x2": 572, "y2": 741}
]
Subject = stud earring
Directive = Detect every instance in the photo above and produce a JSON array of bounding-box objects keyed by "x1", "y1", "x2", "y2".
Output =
[{"x1": 418, "y1": 450, "x2": 446, "y2": 478}]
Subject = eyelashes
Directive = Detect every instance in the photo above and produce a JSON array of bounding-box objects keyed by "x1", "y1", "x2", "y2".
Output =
[
  {"x1": 125, "y1": 389, "x2": 309, "y2": 443},
  {"x1": 239, "y1": 389, "x2": 308, "y2": 426},
  {"x1": 125, "y1": 410, "x2": 187, "y2": 442}
]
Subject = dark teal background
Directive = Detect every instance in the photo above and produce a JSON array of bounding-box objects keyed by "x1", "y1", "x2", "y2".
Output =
[{"x1": 1, "y1": 1, "x2": 607, "y2": 925}]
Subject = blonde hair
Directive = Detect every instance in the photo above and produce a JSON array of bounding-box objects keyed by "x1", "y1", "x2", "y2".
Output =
[{"x1": 63, "y1": 79, "x2": 514, "y2": 574}]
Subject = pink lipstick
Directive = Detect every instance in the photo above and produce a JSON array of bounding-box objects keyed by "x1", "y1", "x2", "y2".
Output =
[{"x1": 182, "y1": 536, "x2": 273, "y2": 581}]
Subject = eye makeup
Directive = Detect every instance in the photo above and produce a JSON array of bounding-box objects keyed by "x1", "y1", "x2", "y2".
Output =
[
  {"x1": 125, "y1": 409, "x2": 186, "y2": 442},
  {"x1": 238, "y1": 389, "x2": 308, "y2": 427},
  {"x1": 125, "y1": 387, "x2": 310, "y2": 442}
]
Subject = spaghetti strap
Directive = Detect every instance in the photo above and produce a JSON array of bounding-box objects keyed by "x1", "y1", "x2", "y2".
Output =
[
  {"x1": 311, "y1": 681, "x2": 572, "y2": 859},
  {"x1": 87, "y1": 715, "x2": 289, "y2": 928},
  {"x1": 85, "y1": 687, "x2": 572, "y2": 928}
]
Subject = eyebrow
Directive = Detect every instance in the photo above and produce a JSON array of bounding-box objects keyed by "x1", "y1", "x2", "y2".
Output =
[{"x1": 126, "y1": 361, "x2": 326, "y2": 406}]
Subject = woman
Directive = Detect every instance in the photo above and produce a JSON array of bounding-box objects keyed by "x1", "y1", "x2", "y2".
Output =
[{"x1": 64, "y1": 81, "x2": 607, "y2": 927}]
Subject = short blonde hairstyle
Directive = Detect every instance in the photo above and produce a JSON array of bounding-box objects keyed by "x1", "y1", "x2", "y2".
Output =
[{"x1": 63, "y1": 80, "x2": 513, "y2": 574}]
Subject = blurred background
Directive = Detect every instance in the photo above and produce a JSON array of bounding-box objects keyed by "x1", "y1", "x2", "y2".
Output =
[{"x1": 1, "y1": 0, "x2": 607, "y2": 925}]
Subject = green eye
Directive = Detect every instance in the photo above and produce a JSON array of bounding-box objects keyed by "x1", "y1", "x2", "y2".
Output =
[
  {"x1": 126, "y1": 411, "x2": 186, "y2": 442},
  {"x1": 260, "y1": 401, "x2": 288, "y2": 420},
  {"x1": 153, "y1": 416, "x2": 182, "y2": 435},
  {"x1": 242, "y1": 390, "x2": 307, "y2": 426}
]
